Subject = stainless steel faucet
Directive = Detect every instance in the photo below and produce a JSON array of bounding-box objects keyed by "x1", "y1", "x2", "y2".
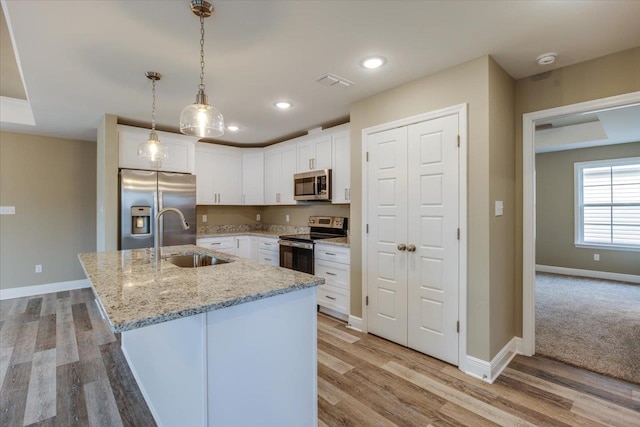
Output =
[{"x1": 154, "y1": 207, "x2": 190, "y2": 260}]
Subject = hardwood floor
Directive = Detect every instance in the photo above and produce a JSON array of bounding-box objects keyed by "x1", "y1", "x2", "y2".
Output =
[
  {"x1": 2, "y1": 290, "x2": 638, "y2": 426},
  {"x1": 0, "y1": 288, "x2": 155, "y2": 427},
  {"x1": 317, "y1": 313, "x2": 640, "y2": 427}
]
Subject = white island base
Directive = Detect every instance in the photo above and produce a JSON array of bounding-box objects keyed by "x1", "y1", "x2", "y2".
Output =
[{"x1": 120, "y1": 287, "x2": 318, "y2": 427}]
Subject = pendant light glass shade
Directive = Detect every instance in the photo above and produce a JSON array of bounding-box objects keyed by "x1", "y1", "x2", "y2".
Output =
[
  {"x1": 180, "y1": 90, "x2": 224, "y2": 137},
  {"x1": 181, "y1": 0, "x2": 224, "y2": 138},
  {"x1": 137, "y1": 72, "x2": 167, "y2": 169},
  {"x1": 137, "y1": 130, "x2": 168, "y2": 169}
]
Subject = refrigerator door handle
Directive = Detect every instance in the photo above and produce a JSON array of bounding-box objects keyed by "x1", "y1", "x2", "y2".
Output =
[{"x1": 158, "y1": 191, "x2": 164, "y2": 247}]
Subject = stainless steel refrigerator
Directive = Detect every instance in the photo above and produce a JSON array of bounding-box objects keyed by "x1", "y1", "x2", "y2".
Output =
[{"x1": 119, "y1": 169, "x2": 196, "y2": 250}]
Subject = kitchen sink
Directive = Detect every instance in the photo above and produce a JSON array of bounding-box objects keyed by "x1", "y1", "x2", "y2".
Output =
[{"x1": 163, "y1": 253, "x2": 230, "y2": 268}]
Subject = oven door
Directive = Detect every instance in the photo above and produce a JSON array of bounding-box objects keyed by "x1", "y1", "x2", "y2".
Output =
[{"x1": 279, "y1": 240, "x2": 314, "y2": 274}]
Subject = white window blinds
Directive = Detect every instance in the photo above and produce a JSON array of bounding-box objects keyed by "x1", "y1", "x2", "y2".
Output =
[{"x1": 576, "y1": 158, "x2": 640, "y2": 248}]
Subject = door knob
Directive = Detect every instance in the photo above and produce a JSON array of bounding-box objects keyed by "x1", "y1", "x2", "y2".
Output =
[
  {"x1": 407, "y1": 244, "x2": 416, "y2": 252},
  {"x1": 397, "y1": 243, "x2": 407, "y2": 251}
]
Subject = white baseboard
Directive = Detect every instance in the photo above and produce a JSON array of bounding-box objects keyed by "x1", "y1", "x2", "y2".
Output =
[
  {"x1": 318, "y1": 306, "x2": 348, "y2": 322},
  {"x1": 347, "y1": 315, "x2": 363, "y2": 332},
  {"x1": 0, "y1": 279, "x2": 90, "y2": 300},
  {"x1": 536, "y1": 264, "x2": 640, "y2": 284},
  {"x1": 462, "y1": 337, "x2": 520, "y2": 383}
]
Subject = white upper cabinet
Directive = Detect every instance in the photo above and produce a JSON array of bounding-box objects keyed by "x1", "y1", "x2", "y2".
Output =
[
  {"x1": 297, "y1": 135, "x2": 332, "y2": 172},
  {"x1": 331, "y1": 129, "x2": 350, "y2": 204},
  {"x1": 118, "y1": 125, "x2": 196, "y2": 173},
  {"x1": 195, "y1": 143, "x2": 242, "y2": 205},
  {"x1": 242, "y1": 150, "x2": 264, "y2": 205},
  {"x1": 264, "y1": 143, "x2": 296, "y2": 205}
]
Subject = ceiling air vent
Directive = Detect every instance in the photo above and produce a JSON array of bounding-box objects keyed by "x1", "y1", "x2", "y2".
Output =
[{"x1": 315, "y1": 73, "x2": 354, "y2": 88}]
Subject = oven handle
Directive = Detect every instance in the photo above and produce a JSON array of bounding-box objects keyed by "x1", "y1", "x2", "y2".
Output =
[{"x1": 278, "y1": 240, "x2": 314, "y2": 250}]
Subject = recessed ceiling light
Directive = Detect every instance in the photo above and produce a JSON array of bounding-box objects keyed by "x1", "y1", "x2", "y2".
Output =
[
  {"x1": 360, "y1": 56, "x2": 386, "y2": 69},
  {"x1": 226, "y1": 125, "x2": 240, "y2": 132},
  {"x1": 536, "y1": 52, "x2": 557, "y2": 66},
  {"x1": 274, "y1": 101, "x2": 292, "y2": 110}
]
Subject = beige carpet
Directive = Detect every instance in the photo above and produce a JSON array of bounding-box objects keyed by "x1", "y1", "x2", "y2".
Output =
[{"x1": 535, "y1": 272, "x2": 640, "y2": 384}]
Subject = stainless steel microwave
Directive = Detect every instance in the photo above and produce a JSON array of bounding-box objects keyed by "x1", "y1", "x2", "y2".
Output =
[{"x1": 294, "y1": 169, "x2": 332, "y2": 201}]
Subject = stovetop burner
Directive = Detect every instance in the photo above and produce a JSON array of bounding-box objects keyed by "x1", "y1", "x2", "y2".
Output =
[{"x1": 278, "y1": 232, "x2": 341, "y2": 243}]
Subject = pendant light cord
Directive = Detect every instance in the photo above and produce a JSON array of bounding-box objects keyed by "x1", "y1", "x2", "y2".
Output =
[
  {"x1": 151, "y1": 78, "x2": 157, "y2": 132},
  {"x1": 199, "y1": 12, "x2": 206, "y2": 91}
]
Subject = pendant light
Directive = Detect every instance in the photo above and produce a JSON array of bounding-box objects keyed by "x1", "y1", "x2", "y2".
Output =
[
  {"x1": 180, "y1": 0, "x2": 224, "y2": 138},
  {"x1": 137, "y1": 71, "x2": 168, "y2": 169}
]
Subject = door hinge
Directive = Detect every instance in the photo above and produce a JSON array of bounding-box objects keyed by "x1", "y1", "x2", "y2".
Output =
[
  {"x1": 366, "y1": 151, "x2": 369, "y2": 162},
  {"x1": 457, "y1": 135, "x2": 460, "y2": 147},
  {"x1": 457, "y1": 321, "x2": 460, "y2": 333},
  {"x1": 457, "y1": 228, "x2": 460, "y2": 240},
  {"x1": 366, "y1": 224, "x2": 369, "y2": 233},
  {"x1": 366, "y1": 296, "x2": 369, "y2": 306}
]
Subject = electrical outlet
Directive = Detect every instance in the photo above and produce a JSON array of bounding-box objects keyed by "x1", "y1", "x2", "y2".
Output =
[
  {"x1": 594, "y1": 254, "x2": 600, "y2": 261},
  {"x1": 35, "y1": 264, "x2": 42, "y2": 273},
  {"x1": 256, "y1": 214, "x2": 261, "y2": 221},
  {"x1": 286, "y1": 214, "x2": 290, "y2": 223},
  {"x1": 202, "y1": 215, "x2": 207, "y2": 223}
]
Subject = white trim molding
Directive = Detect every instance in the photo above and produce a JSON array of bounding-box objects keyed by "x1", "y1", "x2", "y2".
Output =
[
  {"x1": 347, "y1": 315, "x2": 363, "y2": 332},
  {"x1": 462, "y1": 337, "x2": 521, "y2": 383},
  {"x1": 361, "y1": 103, "x2": 468, "y2": 371},
  {"x1": 536, "y1": 265, "x2": 640, "y2": 284},
  {"x1": 0, "y1": 279, "x2": 90, "y2": 300},
  {"x1": 522, "y1": 90, "x2": 640, "y2": 357},
  {"x1": 0, "y1": 96, "x2": 35, "y2": 126}
]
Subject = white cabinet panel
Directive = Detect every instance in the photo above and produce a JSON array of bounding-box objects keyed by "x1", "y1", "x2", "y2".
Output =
[
  {"x1": 237, "y1": 236, "x2": 258, "y2": 261},
  {"x1": 242, "y1": 150, "x2": 264, "y2": 205},
  {"x1": 119, "y1": 125, "x2": 196, "y2": 173},
  {"x1": 332, "y1": 130, "x2": 351, "y2": 204},
  {"x1": 297, "y1": 135, "x2": 332, "y2": 172},
  {"x1": 264, "y1": 144, "x2": 296, "y2": 205},
  {"x1": 195, "y1": 143, "x2": 242, "y2": 205},
  {"x1": 258, "y1": 237, "x2": 279, "y2": 266},
  {"x1": 314, "y1": 244, "x2": 350, "y2": 318},
  {"x1": 197, "y1": 237, "x2": 236, "y2": 255}
]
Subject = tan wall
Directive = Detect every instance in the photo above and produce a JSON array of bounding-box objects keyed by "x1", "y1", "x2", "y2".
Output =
[
  {"x1": 514, "y1": 47, "x2": 640, "y2": 335},
  {"x1": 197, "y1": 204, "x2": 350, "y2": 228},
  {"x1": 0, "y1": 132, "x2": 96, "y2": 290},
  {"x1": 536, "y1": 143, "x2": 640, "y2": 275},
  {"x1": 488, "y1": 58, "x2": 517, "y2": 357},
  {"x1": 351, "y1": 56, "x2": 495, "y2": 360}
]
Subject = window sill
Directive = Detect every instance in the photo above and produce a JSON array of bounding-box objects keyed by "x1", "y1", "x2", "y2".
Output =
[{"x1": 574, "y1": 243, "x2": 640, "y2": 253}]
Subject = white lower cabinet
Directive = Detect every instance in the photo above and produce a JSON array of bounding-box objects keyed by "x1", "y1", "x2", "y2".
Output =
[
  {"x1": 197, "y1": 236, "x2": 237, "y2": 256},
  {"x1": 258, "y1": 237, "x2": 279, "y2": 266},
  {"x1": 236, "y1": 236, "x2": 258, "y2": 261},
  {"x1": 314, "y1": 244, "x2": 350, "y2": 318}
]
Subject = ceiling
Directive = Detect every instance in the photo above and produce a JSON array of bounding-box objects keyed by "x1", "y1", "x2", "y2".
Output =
[
  {"x1": 1, "y1": 1, "x2": 640, "y2": 145},
  {"x1": 535, "y1": 104, "x2": 640, "y2": 153}
]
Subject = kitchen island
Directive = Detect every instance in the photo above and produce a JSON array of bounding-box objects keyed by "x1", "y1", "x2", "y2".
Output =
[{"x1": 78, "y1": 245, "x2": 323, "y2": 427}]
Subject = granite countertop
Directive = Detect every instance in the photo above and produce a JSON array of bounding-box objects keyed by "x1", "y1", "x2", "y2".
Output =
[
  {"x1": 78, "y1": 245, "x2": 324, "y2": 333},
  {"x1": 316, "y1": 237, "x2": 350, "y2": 247}
]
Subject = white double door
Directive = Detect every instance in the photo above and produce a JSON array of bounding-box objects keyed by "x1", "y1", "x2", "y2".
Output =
[{"x1": 367, "y1": 113, "x2": 459, "y2": 365}]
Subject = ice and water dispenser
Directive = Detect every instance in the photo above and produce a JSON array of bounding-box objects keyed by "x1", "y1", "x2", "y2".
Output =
[{"x1": 130, "y1": 206, "x2": 151, "y2": 236}]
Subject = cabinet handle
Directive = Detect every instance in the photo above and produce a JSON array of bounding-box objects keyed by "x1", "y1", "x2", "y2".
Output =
[
  {"x1": 407, "y1": 244, "x2": 416, "y2": 252},
  {"x1": 345, "y1": 188, "x2": 348, "y2": 200},
  {"x1": 264, "y1": 243, "x2": 272, "y2": 246},
  {"x1": 326, "y1": 272, "x2": 336, "y2": 276},
  {"x1": 265, "y1": 258, "x2": 272, "y2": 261},
  {"x1": 309, "y1": 159, "x2": 312, "y2": 170},
  {"x1": 325, "y1": 295, "x2": 336, "y2": 300},
  {"x1": 325, "y1": 252, "x2": 336, "y2": 256},
  {"x1": 210, "y1": 242, "x2": 221, "y2": 245},
  {"x1": 397, "y1": 243, "x2": 407, "y2": 251}
]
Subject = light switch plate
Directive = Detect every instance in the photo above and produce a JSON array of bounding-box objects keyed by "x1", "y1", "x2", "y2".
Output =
[
  {"x1": 256, "y1": 214, "x2": 261, "y2": 221},
  {"x1": 202, "y1": 215, "x2": 207, "y2": 223},
  {"x1": 0, "y1": 206, "x2": 16, "y2": 215},
  {"x1": 495, "y1": 201, "x2": 504, "y2": 216},
  {"x1": 286, "y1": 214, "x2": 290, "y2": 223}
]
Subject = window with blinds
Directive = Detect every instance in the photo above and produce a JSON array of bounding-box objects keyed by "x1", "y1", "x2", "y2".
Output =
[{"x1": 575, "y1": 157, "x2": 640, "y2": 249}]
